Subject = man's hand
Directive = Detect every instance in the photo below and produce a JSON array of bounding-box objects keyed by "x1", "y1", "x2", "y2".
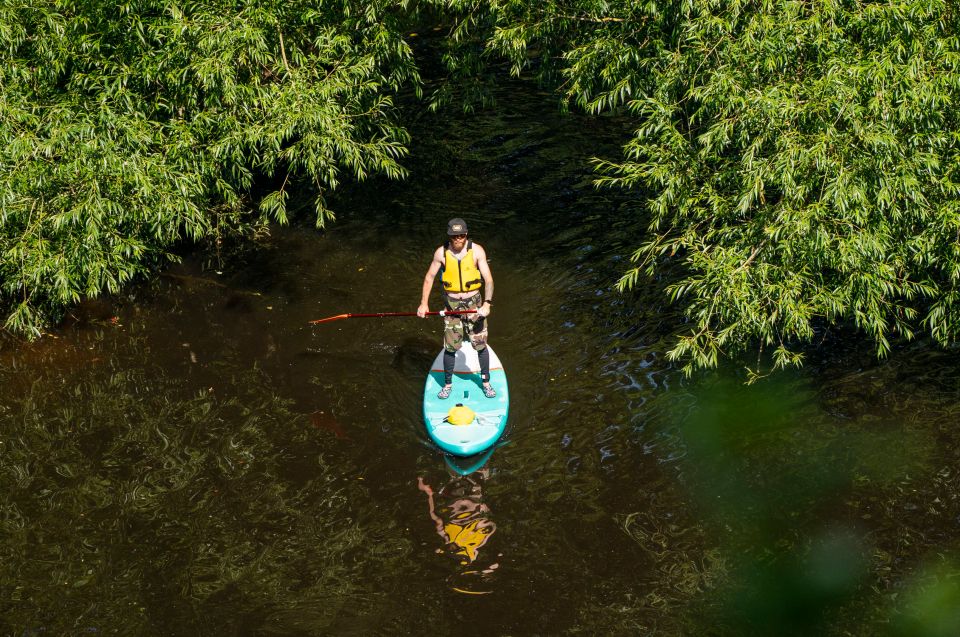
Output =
[
  {"x1": 417, "y1": 303, "x2": 429, "y2": 318},
  {"x1": 477, "y1": 302, "x2": 491, "y2": 318}
]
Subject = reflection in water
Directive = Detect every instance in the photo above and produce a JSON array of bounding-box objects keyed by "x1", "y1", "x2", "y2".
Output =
[
  {"x1": 310, "y1": 409, "x2": 349, "y2": 440},
  {"x1": 418, "y1": 464, "x2": 500, "y2": 595},
  {"x1": 0, "y1": 354, "x2": 404, "y2": 634}
]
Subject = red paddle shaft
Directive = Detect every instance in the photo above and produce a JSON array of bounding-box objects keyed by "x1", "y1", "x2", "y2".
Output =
[{"x1": 309, "y1": 309, "x2": 478, "y2": 324}]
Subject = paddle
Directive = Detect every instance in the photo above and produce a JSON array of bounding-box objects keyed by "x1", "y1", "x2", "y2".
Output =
[{"x1": 309, "y1": 309, "x2": 477, "y2": 324}]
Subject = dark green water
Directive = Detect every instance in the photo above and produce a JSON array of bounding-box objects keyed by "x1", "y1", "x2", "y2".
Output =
[{"x1": 4, "y1": 88, "x2": 960, "y2": 636}]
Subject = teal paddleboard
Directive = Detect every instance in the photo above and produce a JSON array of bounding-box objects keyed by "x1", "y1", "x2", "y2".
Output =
[{"x1": 423, "y1": 342, "x2": 509, "y2": 456}]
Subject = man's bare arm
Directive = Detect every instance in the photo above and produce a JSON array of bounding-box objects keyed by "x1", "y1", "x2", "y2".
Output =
[
  {"x1": 418, "y1": 247, "x2": 444, "y2": 316},
  {"x1": 476, "y1": 244, "x2": 494, "y2": 311}
]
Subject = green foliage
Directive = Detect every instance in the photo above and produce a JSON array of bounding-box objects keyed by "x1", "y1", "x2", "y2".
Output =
[
  {"x1": 422, "y1": 0, "x2": 658, "y2": 112},
  {"x1": 8, "y1": 0, "x2": 960, "y2": 373},
  {"x1": 435, "y1": 0, "x2": 960, "y2": 375},
  {"x1": 597, "y1": 0, "x2": 960, "y2": 375},
  {"x1": 0, "y1": 0, "x2": 418, "y2": 335},
  {"x1": 893, "y1": 559, "x2": 960, "y2": 637}
]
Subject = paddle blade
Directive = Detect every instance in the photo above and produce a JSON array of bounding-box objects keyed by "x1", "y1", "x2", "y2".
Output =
[{"x1": 309, "y1": 314, "x2": 350, "y2": 324}]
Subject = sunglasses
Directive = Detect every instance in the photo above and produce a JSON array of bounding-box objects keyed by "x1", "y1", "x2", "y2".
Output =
[{"x1": 451, "y1": 234, "x2": 467, "y2": 239}]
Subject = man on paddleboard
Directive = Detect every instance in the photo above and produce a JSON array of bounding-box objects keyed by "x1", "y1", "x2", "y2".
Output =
[{"x1": 417, "y1": 218, "x2": 495, "y2": 399}]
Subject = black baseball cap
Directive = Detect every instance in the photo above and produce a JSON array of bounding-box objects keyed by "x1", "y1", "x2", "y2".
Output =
[{"x1": 447, "y1": 218, "x2": 469, "y2": 235}]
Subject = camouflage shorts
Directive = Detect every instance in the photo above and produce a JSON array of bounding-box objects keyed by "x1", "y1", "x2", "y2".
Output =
[{"x1": 443, "y1": 293, "x2": 488, "y2": 353}]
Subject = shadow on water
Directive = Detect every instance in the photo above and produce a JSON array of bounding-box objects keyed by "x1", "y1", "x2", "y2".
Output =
[{"x1": 3, "y1": 81, "x2": 960, "y2": 634}]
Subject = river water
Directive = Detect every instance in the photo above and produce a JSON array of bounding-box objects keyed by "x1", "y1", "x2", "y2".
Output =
[{"x1": 4, "y1": 86, "x2": 960, "y2": 635}]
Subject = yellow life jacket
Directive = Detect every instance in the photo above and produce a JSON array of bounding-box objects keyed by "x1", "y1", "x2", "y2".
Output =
[
  {"x1": 441, "y1": 241, "x2": 482, "y2": 293},
  {"x1": 443, "y1": 518, "x2": 494, "y2": 562}
]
